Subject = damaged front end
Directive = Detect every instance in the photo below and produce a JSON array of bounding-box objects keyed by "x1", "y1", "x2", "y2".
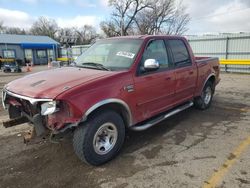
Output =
[{"x1": 2, "y1": 88, "x2": 81, "y2": 142}]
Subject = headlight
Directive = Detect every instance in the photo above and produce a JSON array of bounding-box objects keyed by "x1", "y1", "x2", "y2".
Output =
[{"x1": 41, "y1": 101, "x2": 58, "y2": 115}]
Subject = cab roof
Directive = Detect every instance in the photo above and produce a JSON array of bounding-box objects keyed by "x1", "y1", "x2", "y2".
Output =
[{"x1": 105, "y1": 35, "x2": 186, "y2": 40}]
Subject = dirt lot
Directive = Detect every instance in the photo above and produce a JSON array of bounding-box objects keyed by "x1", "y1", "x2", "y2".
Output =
[{"x1": 0, "y1": 66, "x2": 250, "y2": 188}]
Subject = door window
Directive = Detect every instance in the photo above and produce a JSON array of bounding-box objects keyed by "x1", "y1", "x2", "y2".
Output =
[
  {"x1": 168, "y1": 40, "x2": 191, "y2": 67},
  {"x1": 140, "y1": 40, "x2": 170, "y2": 73}
]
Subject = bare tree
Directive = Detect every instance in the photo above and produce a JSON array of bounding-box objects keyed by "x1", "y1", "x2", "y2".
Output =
[
  {"x1": 135, "y1": 0, "x2": 174, "y2": 35},
  {"x1": 135, "y1": 0, "x2": 190, "y2": 35},
  {"x1": 30, "y1": 16, "x2": 59, "y2": 39},
  {"x1": 56, "y1": 27, "x2": 76, "y2": 46},
  {"x1": 0, "y1": 21, "x2": 4, "y2": 33},
  {"x1": 100, "y1": 20, "x2": 121, "y2": 37},
  {"x1": 0, "y1": 21, "x2": 28, "y2": 34},
  {"x1": 56, "y1": 25, "x2": 98, "y2": 45},
  {"x1": 57, "y1": 27, "x2": 74, "y2": 38},
  {"x1": 101, "y1": 0, "x2": 152, "y2": 36},
  {"x1": 165, "y1": 2, "x2": 190, "y2": 35},
  {"x1": 1, "y1": 18, "x2": 98, "y2": 45},
  {"x1": 101, "y1": 0, "x2": 190, "y2": 36},
  {"x1": 4, "y1": 27, "x2": 27, "y2": 35},
  {"x1": 57, "y1": 27, "x2": 75, "y2": 42},
  {"x1": 74, "y1": 25, "x2": 97, "y2": 44}
]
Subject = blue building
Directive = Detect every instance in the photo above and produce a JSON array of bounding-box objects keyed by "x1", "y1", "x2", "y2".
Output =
[{"x1": 0, "y1": 34, "x2": 59, "y2": 65}]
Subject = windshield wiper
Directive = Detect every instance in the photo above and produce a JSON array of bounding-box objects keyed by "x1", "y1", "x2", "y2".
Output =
[{"x1": 81, "y1": 62, "x2": 111, "y2": 71}]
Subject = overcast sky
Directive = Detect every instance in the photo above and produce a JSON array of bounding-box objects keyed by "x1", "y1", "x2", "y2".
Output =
[{"x1": 0, "y1": 0, "x2": 250, "y2": 35}]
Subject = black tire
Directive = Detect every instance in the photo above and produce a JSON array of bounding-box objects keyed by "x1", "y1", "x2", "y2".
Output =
[
  {"x1": 3, "y1": 69, "x2": 10, "y2": 73},
  {"x1": 194, "y1": 81, "x2": 214, "y2": 110},
  {"x1": 73, "y1": 110, "x2": 125, "y2": 166}
]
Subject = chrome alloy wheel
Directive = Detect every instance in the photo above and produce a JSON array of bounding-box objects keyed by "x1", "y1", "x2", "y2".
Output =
[
  {"x1": 93, "y1": 123, "x2": 118, "y2": 155},
  {"x1": 203, "y1": 86, "x2": 212, "y2": 105}
]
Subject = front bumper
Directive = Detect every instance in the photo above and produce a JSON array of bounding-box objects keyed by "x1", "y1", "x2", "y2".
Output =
[
  {"x1": 2, "y1": 89, "x2": 53, "y2": 106},
  {"x1": 2, "y1": 89, "x2": 53, "y2": 136},
  {"x1": 2, "y1": 88, "x2": 81, "y2": 135}
]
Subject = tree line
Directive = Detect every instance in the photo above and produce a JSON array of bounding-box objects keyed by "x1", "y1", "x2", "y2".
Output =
[
  {"x1": 101, "y1": 0, "x2": 190, "y2": 37},
  {"x1": 0, "y1": 0, "x2": 190, "y2": 45},
  {"x1": 0, "y1": 18, "x2": 97, "y2": 45}
]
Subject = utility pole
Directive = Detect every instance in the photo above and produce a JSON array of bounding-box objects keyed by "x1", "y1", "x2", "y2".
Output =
[{"x1": 121, "y1": 15, "x2": 124, "y2": 36}]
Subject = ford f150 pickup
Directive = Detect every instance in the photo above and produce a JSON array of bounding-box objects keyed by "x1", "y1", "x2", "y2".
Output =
[{"x1": 2, "y1": 35, "x2": 220, "y2": 165}]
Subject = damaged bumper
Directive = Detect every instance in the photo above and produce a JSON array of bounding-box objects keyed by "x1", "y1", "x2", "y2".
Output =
[
  {"x1": 2, "y1": 116, "x2": 29, "y2": 128},
  {"x1": 2, "y1": 88, "x2": 80, "y2": 137}
]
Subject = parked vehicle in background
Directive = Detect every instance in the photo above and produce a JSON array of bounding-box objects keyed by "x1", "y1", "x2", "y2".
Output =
[
  {"x1": 2, "y1": 35, "x2": 220, "y2": 166},
  {"x1": 2, "y1": 60, "x2": 22, "y2": 73}
]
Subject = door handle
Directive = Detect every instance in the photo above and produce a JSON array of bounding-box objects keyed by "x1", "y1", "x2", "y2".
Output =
[{"x1": 165, "y1": 77, "x2": 171, "y2": 80}]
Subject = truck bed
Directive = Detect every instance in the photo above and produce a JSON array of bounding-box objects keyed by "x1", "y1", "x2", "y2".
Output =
[{"x1": 195, "y1": 56, "x2": 220, "y2": 96}]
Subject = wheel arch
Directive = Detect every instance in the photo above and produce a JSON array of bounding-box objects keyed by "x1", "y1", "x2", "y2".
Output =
[
  {"x1": 203, "y1": 73, "x2": 216, "y2": 93},
  {"x1": 82, "y1": 99, "x2": 133, "y2": 127}
]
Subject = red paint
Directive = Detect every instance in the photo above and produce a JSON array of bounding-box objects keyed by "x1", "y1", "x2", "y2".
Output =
[{"x1": 5, "y1": 35, "x2": 220, "y2": 131}]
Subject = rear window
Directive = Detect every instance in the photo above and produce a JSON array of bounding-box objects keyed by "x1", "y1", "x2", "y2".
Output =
[{"x1": 168, "y1": 40, "x2": 191, "y2": 67}]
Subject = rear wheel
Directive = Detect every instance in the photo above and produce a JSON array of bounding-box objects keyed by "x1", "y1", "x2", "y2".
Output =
[
  {"x1": 194, "y1": 81, "x2": 214, "y2": 110},
  {"x1": 73, "y1": 110, "x2": 125, "y2": 166}
]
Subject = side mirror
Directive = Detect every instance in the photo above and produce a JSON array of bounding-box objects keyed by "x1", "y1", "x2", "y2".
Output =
[{"x1": 144, "y1": 59, "x2": 159, "y2": 71}]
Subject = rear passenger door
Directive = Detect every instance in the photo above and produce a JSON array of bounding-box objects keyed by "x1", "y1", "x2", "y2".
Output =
[
  {"x1": 133, "y1": 39, "x2": 175, "y2": 121},
  {"x1": 167, "y1": 39, "x2": 196, "y2": 104}
]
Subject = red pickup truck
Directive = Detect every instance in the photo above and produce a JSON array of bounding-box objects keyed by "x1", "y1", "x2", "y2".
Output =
[{"x1": 2, "y1": 35, "x2": 220, "y2": 165}]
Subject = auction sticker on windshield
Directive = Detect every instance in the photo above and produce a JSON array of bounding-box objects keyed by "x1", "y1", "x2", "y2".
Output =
[{"x1": 116, "y1": 51, "x2": 135, "y2": 59}]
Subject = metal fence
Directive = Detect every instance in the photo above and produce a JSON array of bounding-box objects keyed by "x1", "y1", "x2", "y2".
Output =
[
  {"x1": 188, "y1": 33, "x2": 250, "y2": 73},
  {"x1": 220, "y1": 60, "x2": 250, "y2": 73}
]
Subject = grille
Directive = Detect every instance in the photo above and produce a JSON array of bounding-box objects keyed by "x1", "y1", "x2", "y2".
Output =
[
  {"x1": 6, "y1": 94, "x2": 37, "y2": 116},
  {"x1": 20, "y1": 99, "x2": 34, "y2": 115}
]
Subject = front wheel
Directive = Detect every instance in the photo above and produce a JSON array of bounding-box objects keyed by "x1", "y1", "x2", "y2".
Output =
[
  {"x1": 194, "y1": 81, "x2": 214, "y2": 110},
  {"x1": 73, "y1": 110, "x2": 125, "y2": 166}
]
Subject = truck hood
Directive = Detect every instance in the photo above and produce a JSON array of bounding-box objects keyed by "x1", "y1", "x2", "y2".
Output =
[{"x1": 5, "y1": 67, "x2": 118, "y2": 99}]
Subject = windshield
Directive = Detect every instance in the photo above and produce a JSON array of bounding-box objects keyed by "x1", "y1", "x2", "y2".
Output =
[{"x1": 75, "y1": 39, "x2": 143, "y2": 71}]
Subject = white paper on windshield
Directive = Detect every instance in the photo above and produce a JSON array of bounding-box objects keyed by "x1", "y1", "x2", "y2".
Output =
[{"x1": 116, "y1": 51, "x2": 135, "y2": 59}]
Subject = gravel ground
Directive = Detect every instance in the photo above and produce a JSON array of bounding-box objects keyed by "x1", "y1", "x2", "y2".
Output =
[{"x1": 0, "y1": 66, "x2": 250, "y2": 188}]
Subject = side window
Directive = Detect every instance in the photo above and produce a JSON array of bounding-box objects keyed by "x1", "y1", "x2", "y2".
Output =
[
  {"x1": 140, "y1": 39, "x2": 169, "y2": 72},
  {"x1": 37, "y1": 50, "x2": 46, "y2": 58},
  {"x1": 3, "y1": 50, "x2": 15, "y2": 58},
  {"x1": 168, "y1": 40, "x2": 191, "y2": 67}
]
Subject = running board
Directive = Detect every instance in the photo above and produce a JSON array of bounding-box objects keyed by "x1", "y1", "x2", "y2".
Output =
[{"x1": 130, "y1": 101, "x2": 193, "y2": 131}]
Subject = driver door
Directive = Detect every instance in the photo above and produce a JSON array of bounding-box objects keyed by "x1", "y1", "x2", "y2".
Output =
[{"x1": 133, "y1": 39, "x2": 176, "y2": 122}]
